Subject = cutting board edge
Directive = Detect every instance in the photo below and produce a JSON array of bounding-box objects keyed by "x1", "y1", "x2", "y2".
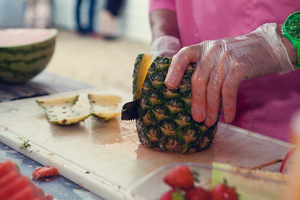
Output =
[{"x1": 0, "y1": 127, "x2": 126, "y2": 200}]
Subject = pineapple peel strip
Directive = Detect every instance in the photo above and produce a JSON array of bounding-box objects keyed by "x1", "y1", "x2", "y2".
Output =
[
  {"x1": 36, "y1": 95, "x2": 89, "y2": 125},
  {"x1": 88, "y1": 94, "x2": 122, "y2": 120},
  {"x1": 36, "y1": 94, "x2": 122, "y2": 125}
]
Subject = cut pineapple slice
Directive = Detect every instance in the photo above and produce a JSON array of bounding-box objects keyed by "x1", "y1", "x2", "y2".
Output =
[
  {"x1": 212, "y1": 162, "x2": 287, "y2": 200},
  {"x1": 36, "y1": 95, "x2": 90, "y2": 125},
  {"x1": 133, "y1": 53, "x2": 152, "y2": 100},
  {"x1": 88, "y1": 94, "x2": 122, "y2": 120}
]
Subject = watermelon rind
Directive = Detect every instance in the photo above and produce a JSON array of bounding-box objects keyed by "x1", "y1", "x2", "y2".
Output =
[{"x1": 0, "y1": 29, "x2": 57, "y2": 84}]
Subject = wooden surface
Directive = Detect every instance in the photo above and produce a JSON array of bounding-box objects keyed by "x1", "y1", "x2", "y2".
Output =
[{"x1": 0, "y1": 88, "x2": 292, "y2": 200}]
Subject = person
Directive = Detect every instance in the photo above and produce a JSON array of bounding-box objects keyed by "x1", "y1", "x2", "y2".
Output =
[
  {"x1": 75, "y1": 0, "x2": 97, "y2": 36},
  {"x1": 149, "y1": 0, "x2": 300, "y2": 142},
  {"x1": 24, "y1": 0, "x2": 52, "y2": 28},
  {"x1": 100, "y1": 0, "x2": 124, "y2": 40}
]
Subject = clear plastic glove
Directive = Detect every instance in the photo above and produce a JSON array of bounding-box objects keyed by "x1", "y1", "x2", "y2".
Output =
[
  {"x1": 165, "y1": 23, "x2": 294, "y2": 127},
  {"x1": 150, "y1": 35, "x2": 181, "y2": 61}
]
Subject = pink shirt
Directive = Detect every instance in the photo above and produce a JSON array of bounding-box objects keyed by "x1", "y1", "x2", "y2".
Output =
[
  {"x1": 150, "y1": 0, "x2": 300, "y2": 46},
  {"x1": 150, "y1": 0, "x2": 300, "y2": 142}
]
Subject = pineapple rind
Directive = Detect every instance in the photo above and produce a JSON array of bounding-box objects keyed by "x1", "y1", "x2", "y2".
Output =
[
  {"x1": 36, "y1": 95, "x2": 90, "y2": 125},
  {"x1": 88, "y1": 94, "x2": 122, "y2": 120},
  {"x1": 136, "y1": 56, "x2": 219, "y2": 154}
]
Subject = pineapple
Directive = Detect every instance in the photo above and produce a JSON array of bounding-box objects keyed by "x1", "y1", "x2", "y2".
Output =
[
  {"x1": 36, "y1": 95, "x2": 90, "y2": 125},
  {"x1": 88, "y1": 94, "x2": 122, "y2": 120},
  {"x1": 132, "y1": 53, "x2": 153, "y2": 100},
  {"x1": 133, "y1": 54, "x2": 219, "y2": 154}
]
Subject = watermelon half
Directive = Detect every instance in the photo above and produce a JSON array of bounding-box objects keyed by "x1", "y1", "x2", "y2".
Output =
[{"x1": 0, "y1": 28, "x2": 57, "y2": 83}]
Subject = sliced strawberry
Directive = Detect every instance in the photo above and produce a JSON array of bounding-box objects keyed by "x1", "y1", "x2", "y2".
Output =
[
  {"x1": 163, "y1": 165, "x2": 194, "y2": 191},
  {"x1": 212, "y1": 183, "x2": 238, "y2": 200},
  {"x1": 185, "y1": 186, "x2": 212, "y2": 200},
  {"x1": 32, "y1": 166, "x2": 58, "y2": 180}
]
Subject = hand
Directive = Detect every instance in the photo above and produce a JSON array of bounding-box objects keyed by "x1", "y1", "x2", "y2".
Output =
[
  {"x1": 165, "y1": 23, "x2": 294, "y2": 127},
  {"x1": 150, "y1": 35, "x2": 181, "y2": 60}
]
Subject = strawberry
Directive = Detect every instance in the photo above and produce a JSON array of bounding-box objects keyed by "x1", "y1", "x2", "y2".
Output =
[
  {"x1": 163, "y1": 165, "x2": 194, "y2": 190},
  {"x1": 160, "y1": 189, "x2": 174, "y2": 200},
  {"x1": 160, "y1": 189, "x2": 185, "y2": 200},
  {"x1": 185, "y1": 186, "x2": 212, "y2": 200},
  {"x1": 211, "y1": 183, "x2": 238, "y2": 200}
]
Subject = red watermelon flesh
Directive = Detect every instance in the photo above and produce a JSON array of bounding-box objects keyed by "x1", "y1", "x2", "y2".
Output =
[
  {"x1": 7, "y1": 186, "x2": 37, "y2": 200},
  {"x1": 0, "y1": 29, "x2": 55, "y2": 47},
  {"x1": 0, "y1": 160, "x2": 53, "y2": 200},
  {"x1": 0, "y1": 170, "x2": 19, "y2": 188},
  {"x1": 7, "y1": 185, "x2": 44, "y2": 200},
  {"x1": 32, "y1": 195, "x2": 53, "y2": 200},
  {"x1": 0, "y1": 161, "x2": 19, "y2": 177},
  {"x1": 0, "y1": 176, "x2": 31, "y2": 199}
]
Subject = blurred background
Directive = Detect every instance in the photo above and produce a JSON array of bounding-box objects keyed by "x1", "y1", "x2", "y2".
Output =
[{"x1": 0, "y1": 0, "x2": 151, "y2": 93}]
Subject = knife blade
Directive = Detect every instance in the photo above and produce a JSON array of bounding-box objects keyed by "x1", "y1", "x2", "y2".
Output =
[{"x1": 121, "y1": 99, "x2": 140, "y2": 120}]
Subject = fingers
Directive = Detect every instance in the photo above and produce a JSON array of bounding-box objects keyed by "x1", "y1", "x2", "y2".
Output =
[
  {"x1": 192, "y1": 48, "x2": 241, "y2": 127},
  {"x1": 204, "y1": 63, "x2": 224, "y2": 126},
  {"x1": 165, "y1": 46, "x2": 198, "y2": 89},
  {"x1": 165, "y1": 41, "x2": 241, "y2": 127},
  {"x1": 222, "y1": 79, "x2": 238, "y2": 123},
  {"x1": 191, "y1": 41, "x2": 222, "y2": 125},
  {"x1": 191, "y1": 57, "x2": 215, "y2": 123},
  {"x1": 221, "y1": 61, "x2": 242, "y2": 123}
]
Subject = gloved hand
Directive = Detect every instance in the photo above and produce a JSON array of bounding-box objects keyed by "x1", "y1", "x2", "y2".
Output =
[
  {"x1": 150, "y1": 35, "x2": 181, "y2": 61},
  {"x1": 165, "y1": 23, "x2": 294, "y2": 127}
]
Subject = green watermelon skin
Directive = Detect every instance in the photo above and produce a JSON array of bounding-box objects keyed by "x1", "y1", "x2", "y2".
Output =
[{"x1": 0, "y1": 29, "x2": 57, "y2": 84}]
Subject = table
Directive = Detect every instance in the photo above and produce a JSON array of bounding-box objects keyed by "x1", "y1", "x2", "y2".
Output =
[
  {"x1": 0, "y1": 72, "x2": 103, "y2": 200},
  {"x1": 0, "y1": 72, "x2": 293, "y2": 200}
]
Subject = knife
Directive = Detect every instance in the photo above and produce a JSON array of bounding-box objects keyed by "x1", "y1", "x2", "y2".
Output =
[{"x1": 121, "y1": 99, "x2": 140, "y2": 120}]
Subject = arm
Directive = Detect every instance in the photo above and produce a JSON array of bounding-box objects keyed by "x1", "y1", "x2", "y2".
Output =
[
  {"x1": 150, "y1": 9, "x2": 179, "y2": 41},
  {"x1": 149, "y1": 9, "x2": 181, "y2": 58}
]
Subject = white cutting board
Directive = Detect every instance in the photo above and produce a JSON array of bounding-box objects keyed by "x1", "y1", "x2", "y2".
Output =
[{"x1": 0, "y1": 88, "x2": 292, "y2": 200}]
